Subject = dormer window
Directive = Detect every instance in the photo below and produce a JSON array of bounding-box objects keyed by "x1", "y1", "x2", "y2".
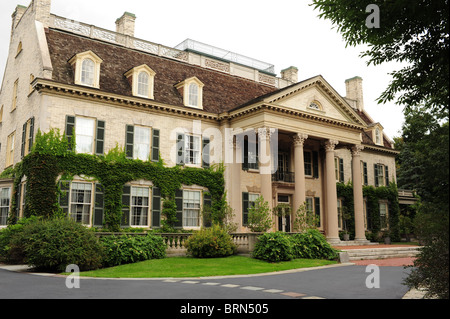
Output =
[
  {"x1": 125, "y1": 65, "x2": 156, "y2": 99},
  {"x1": 375, "y1": 128, "x2": 381, "y2": 145},
  {"x1": 69, "y1": 51, "x2": 103, "y2": 88},
  {"x1": 81, "y1": 59, "x2": 95, "y2": 86},
  {"x1": 175, "y1": 77, "x2": 204, "y2": 109}
]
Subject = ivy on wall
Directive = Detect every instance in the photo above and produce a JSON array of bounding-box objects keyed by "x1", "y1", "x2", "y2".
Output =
[
  {"x1": 337, "y1": 181, "x2": 400, "y2": 241},
  {"x1": 9, "y1": 130, "x2": 226, "y2": 232}
]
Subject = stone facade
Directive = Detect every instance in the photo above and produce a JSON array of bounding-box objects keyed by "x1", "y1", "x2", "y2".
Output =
[{"x1": 0, "y1": 1, "x2": 399, "y2": 241}]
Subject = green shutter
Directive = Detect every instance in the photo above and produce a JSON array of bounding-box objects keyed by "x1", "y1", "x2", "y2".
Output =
[
  {"x1": 28, "y1": 117, "x2": 35, "y2": 153},
  {"x1": 314, "y1": 197, "x2": 321, "y2": 227},
  {"x1": 152, "y1": 187, "x2": 161, "y2": 228},
  {"x1": 15, "y1": 183, "x2": 22, "y2": 219},
  {"x1": 202, "y1": 137, "x2": 210, "y2": 169},
  {"x1": 176, "y1": 133, "x2": 185, "y2": 165},
  {"x1": 95, "y1": 120, "x2": 105, "y2": 155},
  {"x1": 385, "y1": 166, "x2": 389, "y2": 186},
  {"x1": 151, "y1": 129, "x2": 160, "y2": 162},
  {"x1": 58, "y1": 181, "x2": 70, "y2": 216},
  {"x1": 339, "y1": 158, "x2": 345, "y2": 182},
  {"x1": 65, "y1": 116, "x2": 76, "y2": 151},
  {"x1": 374, "y1": 164, "x2": 379, "y2": 187},
  {"x1": 125, "y1": 125, "x2": 134, "y2": 159},
  {"x1": 21, "y1": 122, "x2": 27, "y2": 158},
  {"x1": 93, "y1": 184, "x2": 104, "y2": 227},
  {"x1": 242, "y1": 192, "x2": 249, "y2": 226},
  {"x1": 313, "y1": 151, "x2": 319, "y2": 178},
  {"x1": 175, "y1": 189, "x2": 183, "y2": 228},
  {"x1": 242, "y1": 138, "x2": 249, "y2": 170},
  {"x1": 121, "y1": 185, "x2": 131, "y2": 227},
  {"x1": 203, "y1": 193, "x2": 212, "y2": 227},
  {"x1": 363, "y1": 162, "x2": 368, "y2": 185}
]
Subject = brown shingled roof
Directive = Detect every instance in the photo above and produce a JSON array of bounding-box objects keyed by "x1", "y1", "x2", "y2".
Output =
[{"x1": 46, "y1": 29, "x2": 277, "y2": 114}]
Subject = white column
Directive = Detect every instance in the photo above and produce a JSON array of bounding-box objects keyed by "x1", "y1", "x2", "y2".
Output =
[
  {"x1": 324, "y1": 139, "x2": 340, "y2": 244},
  {"x1": 351, "y1": 145, "x2": 367, "y2": 242},
  {"x1": 293, "y1": 133, "x2": 308, "y2": 212},
  {"x1": 258, "y1": 127, "x2": 273, "y2": 212}
]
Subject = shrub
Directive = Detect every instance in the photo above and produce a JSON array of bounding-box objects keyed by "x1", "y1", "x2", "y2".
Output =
[
  {"x1": 101, "y1": 234, "x2": 166, "y2": 267},
  {"x1": 0, "y1": 217, "x2": 39, "y2": 264},
  {"x1": 252, "y1": 232, "x2": 293, "y2": 262},
  {"x1": 247, "y1": 196, "x2": 273, "y2": 232},
  {"x1": 185, "y1": 225, "x2": 237, "y2": 258},
  {"x1": 290, "y1": 229, "x2": 339, "y2": 260},
  {"x1": 15, "y1": 218, "x2": 104, "y2": 272}
]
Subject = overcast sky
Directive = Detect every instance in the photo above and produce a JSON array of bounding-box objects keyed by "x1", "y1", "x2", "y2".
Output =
[{"x1": 0, "y1": 0, "x2": 406, "y2": 138}]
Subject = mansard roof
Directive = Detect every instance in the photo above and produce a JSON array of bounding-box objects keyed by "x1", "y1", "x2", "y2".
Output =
[{"x1": 45, "y1": 28, "x2": 277, "y2": 114}]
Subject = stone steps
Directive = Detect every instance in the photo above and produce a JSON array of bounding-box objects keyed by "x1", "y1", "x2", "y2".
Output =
[{"x1": 342, "y1": 246, "x2": 421, "y2": 261}]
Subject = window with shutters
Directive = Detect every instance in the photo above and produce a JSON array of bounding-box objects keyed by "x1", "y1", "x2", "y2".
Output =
[
  {"x1": 305, "y1": 197, "x2": 321, "y2": 227},
  {"x1": 130, "y1": 187, "x2": 150, "y2": 227},
  {"x1": 125, "y1": 125, "x2": 160, "y2": 162},
  {"x1": 21, "y1": 117, "x2": 35, "y2": 158},
  {"x1": 379, "y1": 202, "x2": 389, "y2": 230},
  {"x1": 374, "y1": 163, "x2": 389, "y2": 187},
  {"x1": 6, "y1": 132, "x2": 15, "y2": 168},
  {"x1": 334, "y1": 157, "x2": 344, "y2": 182},
  {"x1": 0, "y1": 187, "x2": 11, "y2": 226},
  {"x1": 69, "y1": 182, "x2": 93, "y2": 225},
  {"x1": 176, "y1": 133, "x2": 201, "y2": 166},
  {"x1": 65, "y1": 116, "x2": 105, "y2": 155},
  {"x1": 183, "y1": 190, "x2": 201, "y2": 227}
]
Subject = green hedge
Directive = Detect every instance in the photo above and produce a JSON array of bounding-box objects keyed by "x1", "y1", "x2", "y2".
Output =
[
  {"x1": 185, "y1": 225, "x2": 237, "y2": 258},
  {"x1": 100, "y1": 234, "x2": 166, "y2": 267},
  {"x1": 253, "y1": 231, "x2": 339, "y2": 263}
]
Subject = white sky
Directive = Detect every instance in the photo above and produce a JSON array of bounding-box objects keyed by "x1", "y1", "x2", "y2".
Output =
[{"x1": 0, "y1": 0, "x2": 406, "y2": 138}]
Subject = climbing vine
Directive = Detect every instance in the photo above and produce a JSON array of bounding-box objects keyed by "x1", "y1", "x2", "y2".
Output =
[
  {"x1": 337, "y1": 181, "x2": 400, "y2": 241},
  {"x1": 9, "y1": 129, "x2": 226, "y2": 232}
]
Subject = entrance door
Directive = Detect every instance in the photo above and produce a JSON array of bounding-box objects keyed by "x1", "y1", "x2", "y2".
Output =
[{"x1": 277, "y1": 195, "x2": 291, "y2": 232}]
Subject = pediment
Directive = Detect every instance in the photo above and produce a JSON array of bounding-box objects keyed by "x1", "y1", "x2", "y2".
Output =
[{"x1": 262, "y1": 76, "x2": 365, "y2": 126}]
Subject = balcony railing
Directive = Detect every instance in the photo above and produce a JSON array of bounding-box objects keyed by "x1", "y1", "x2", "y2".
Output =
[{"x1": 272, "y1": 171, "x2": 295, "y2": 183}]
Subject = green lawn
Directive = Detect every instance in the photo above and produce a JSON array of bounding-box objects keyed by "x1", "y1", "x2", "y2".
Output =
[{"x1": 78, "y1": 256, "x2": 337, "y2": 278}]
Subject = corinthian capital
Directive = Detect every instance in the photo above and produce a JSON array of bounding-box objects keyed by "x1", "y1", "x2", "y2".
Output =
[
  {"x1": 351, "y1": 144, "x2": 364, "y2": 156},
  {"x1": 256, "y1": 127, "x2": 275, "y2": 141},
  {"x1": 292, "y1": 133, "x2": 309, "y2": 147},
  {"x1": 324, "y1": 139, "x2": 339, "y2": 152}
]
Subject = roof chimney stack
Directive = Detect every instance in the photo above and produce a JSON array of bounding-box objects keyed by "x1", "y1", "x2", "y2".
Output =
[
  {"x1": 116, "y1": 12, "x2": 136, "y2": 37},
  {"x1": 345, "y1": 76, "x2": 364, "y2": 112},
  {"x1": 31, "y1": 0, "x2": 52, "y2": 27},
  {"x1": 281, "y1": 66, "x2": 298, "y2": 84},
  {"x1": 11, "y1": 5, "x2": 27, "y2": 33}
]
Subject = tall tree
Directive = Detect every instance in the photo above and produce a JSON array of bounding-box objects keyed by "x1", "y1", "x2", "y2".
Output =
[
  {"x1": 312, "y1": 0, "x2": 449, "y2": 118},
  {"x1": 312, "y1": 0, "x2": 449, "y2": 298}
]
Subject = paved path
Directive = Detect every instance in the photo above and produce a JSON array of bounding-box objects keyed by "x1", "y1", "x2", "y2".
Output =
[{"x1": 0, "y1": 262, "x2": 412, "y2": 300}]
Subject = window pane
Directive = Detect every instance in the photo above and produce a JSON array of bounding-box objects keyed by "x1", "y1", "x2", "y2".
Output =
[
  {"x1": 0, "y1": 188, "x2": 11, "y2": 226},
  {"x1": 131, "y1": 187, "x2": 149, "y2": 226},
  {"x1": 70, "y1": 183, "x2": 92, "y2": 225},
  {"x1": 137, "y1": 72, "x2": 149, "y2": 96},
  {"x1": 81, "y1": 59, "x2": 95, "y2": 86},
  {"x1": 75, "y1": 118, "x2": 95, "y2": 154},
  {"x1": 133, "y1": 127, "x2": 150, "y2": 161},
  {"x1": 189, "y1": 84, "x2": 198, "y2": 106},
  {"x1": 183, "y1": 190, "x2": 201, "y2": 227}
]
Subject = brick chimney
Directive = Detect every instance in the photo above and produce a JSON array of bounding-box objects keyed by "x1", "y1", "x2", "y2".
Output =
[
  {"x1": 281, "y1": 66, "x2": 298, "y2": 83},
  {"x1": 345, "y1": 76, "x2": 364, "y2": 112},
  {"x1": 31, "y1": 0, "x2": 52, "y2": 27},
  {"x1": 116, "y1": 12, "x2": 136, "y2": 37}
]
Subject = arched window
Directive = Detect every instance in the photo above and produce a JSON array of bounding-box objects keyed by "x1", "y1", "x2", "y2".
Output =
[
  {"x1": 81, "y1": 58, "x2": 95, "y2": 86},
  {"x1": 189, "y1": 83, "x2": 199, "y2": 107},
  {"x1": 137, "y1": 72, "x2": 149, "y2": 97}
]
